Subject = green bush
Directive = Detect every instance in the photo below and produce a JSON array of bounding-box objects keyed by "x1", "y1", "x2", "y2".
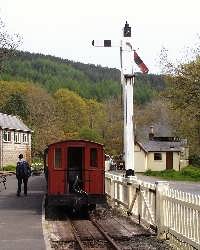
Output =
[
  {"x1": 189, "y1": 155, "x2": 200, "y2": 167},
  {"x1": 3, "y1": 165, "x2": 16, "y2": 171},
  {"x1": 145, "y1": 169, "x2": 153, "y2": 176},
  {"x1": 31, "y1": 162, "x2": 43, "y2": 170},
  {"x1": 144, "y1": 165, "x2": 200, "y2": 181},
  {"x1": 181, "y1": 165, "x2": 200, "y2": 178}
]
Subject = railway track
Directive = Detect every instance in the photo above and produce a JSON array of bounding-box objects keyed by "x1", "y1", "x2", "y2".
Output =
[
  {"x1": 70, "y1": 216, "x2": 121, "y2": 250},
  {"x1": 45, "y1": 209, "x2": 172, "y2": 249},
  {"x1": 48, "y1": 216, "x2": 124, "y2": 249}
]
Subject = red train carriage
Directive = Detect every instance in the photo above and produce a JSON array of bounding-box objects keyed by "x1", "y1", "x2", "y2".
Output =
[{"x1": 44, "y1": 140, "x2": 106, "y2": 210}]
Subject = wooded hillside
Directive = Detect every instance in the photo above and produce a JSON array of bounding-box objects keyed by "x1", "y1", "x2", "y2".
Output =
[
  {"x1": 1, "y1": 50, "x2": 165, "y2": 104},
  {"x1": 2, "y1": 49, "x2": 199, "y2": 159}
]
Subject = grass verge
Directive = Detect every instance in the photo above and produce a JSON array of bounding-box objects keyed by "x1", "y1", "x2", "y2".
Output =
[
  {"x1": 144, "y1": 165, "x2": 200, "y2": 182},
  {"x1": 3, "y1": 165, "x2": 16, "y2": 172}
]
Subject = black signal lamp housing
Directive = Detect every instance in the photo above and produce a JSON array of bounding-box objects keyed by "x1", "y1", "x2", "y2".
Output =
[{"x1": 123, "y1": 21, "x2": 131, "y2": 37}]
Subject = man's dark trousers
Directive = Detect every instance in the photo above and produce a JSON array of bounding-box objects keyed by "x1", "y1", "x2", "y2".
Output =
[{"x1": 17, "y1": 177, "x2": 28, "y2": 195}]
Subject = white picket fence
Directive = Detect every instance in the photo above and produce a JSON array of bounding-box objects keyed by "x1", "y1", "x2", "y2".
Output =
[{"x1": 105, "y1": 172, "x2": 200, "y2": 250}]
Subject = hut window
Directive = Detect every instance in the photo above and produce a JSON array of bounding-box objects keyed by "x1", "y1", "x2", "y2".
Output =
[
  {"x1": 3, "y1": 130, "x2": 11, "y2": 142},
  {"x1": 154, "y1": 152, "x2": 162, "y2": 161},
  {"x1": 54, "y1": 148, "x2": 62, "y2": 168},
  {"x1": 90, "y1": 148, "x2": 97, "y2": 167},
  {"x1": 14, "y1": 132, "x2": 21, "y2": 143}
]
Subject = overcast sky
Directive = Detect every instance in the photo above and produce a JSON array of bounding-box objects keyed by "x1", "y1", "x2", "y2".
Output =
[{"x1": 0, "y1": 0, "x2": 199, "y2": 73}]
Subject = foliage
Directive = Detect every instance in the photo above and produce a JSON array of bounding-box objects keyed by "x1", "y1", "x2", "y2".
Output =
[
  {"x1": 0, "y1": 48, "x2": 167, "y2": 156},
  {"x1": 144, "y1": 165, "x2": 200, "y2": 181},
  {"x1": 0, "y1": 80, "x2": 107, "y2": 155},
  {"x1": 1, "y1": 92, "x2": 29, "y2": 120},
  {"x1": 77, "y1": 127, "x2": 103, "y2": 142},
  {"x1": 1, "y1": 51, "x2": 121, "y2": 101},
  {"x1": 3, "y1": 165, "x2": 16, "y2": 171},
  {"x1": 25, "y1": 85, "x2": 65, "y2": 155},
  {"x1": 103, "y1": 97, "x2": 123, "y2": 155},
  {"x1": 134, "y1": 98, "x2": 173, "y2": 141},
  {"x1": 31, "y1": 162, "x2": 43, "y2": 171},
  {"x1": 0, "y1": 80, "x2": 65, "y2": 156},
  {"x1": 134, "y1": 84, "x2": 154, "y2": 105},
  {"x1": 0, "y1": 50, "x2": 164, "y2": 104},
  {"x1": 189, "y1": 155, "x2": 200, "y2": 167},
  {"x1": 54, "y1": 88, "x2": 88, "y2": 132},
  {"x1": 161, "y1": 47, "x2": 200, "y2": 155},
  {"x1": 0, "y1": 17, "x2": 22, "y2": 72}
]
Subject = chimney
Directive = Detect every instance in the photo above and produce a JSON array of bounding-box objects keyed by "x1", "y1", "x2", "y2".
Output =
[{"x1": 149, "y1": 126, "x2": 154, "y2": 140}]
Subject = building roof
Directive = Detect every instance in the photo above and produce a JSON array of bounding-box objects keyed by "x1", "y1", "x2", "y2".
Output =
[
  {"x1": 0, "y1": 113, "x2": 32, "y2": 132},
  {"x1": 137, "y1": 139, "x2": 187, "y2": 153}
]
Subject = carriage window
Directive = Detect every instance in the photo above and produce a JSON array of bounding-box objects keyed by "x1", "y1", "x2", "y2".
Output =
[
  {"x1": 90, "y1": 148, "x2": 97, "y2": 167},
  {"x1": 55, "y1": 148, "x2": 62, "y2": 168}
]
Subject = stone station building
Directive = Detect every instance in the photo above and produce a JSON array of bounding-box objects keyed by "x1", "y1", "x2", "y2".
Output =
[{"x1": 0, "y1": 113, "x2": 32, "y2": 168}]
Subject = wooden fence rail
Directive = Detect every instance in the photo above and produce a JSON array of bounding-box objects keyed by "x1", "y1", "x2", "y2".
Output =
[{"x1": 105, "y1": 172, "x2": 200, "y2": 250}]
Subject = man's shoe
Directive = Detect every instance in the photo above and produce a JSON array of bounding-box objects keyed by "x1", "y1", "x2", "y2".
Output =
[
  {"x1": 17, "y1": 193, "x2": 20, "y2": 197},
  {"x1": 24, "y1": 193, "x2": 27, "y2": 196}
]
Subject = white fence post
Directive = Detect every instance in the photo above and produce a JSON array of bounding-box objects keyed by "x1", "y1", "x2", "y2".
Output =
[
  {"x1": 110, "y1": 178, "x2": 115, "y2": 206},
  {"x1": 155, "y1": 181, "x2": 169, "y2": 237},
  {"x1": 127, "y1": 179, "x2": 138, "y2": 210},
  {"x1": 105, "y1": 172, "x2": 200, "y2": 249}
]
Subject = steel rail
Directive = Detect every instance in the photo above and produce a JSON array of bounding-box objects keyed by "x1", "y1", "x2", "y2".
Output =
[
  {"x1": 70, "y1": 221, "x2": 85, "y2": 250},
  {"x1": 90, "y1": 217, "x2": 121, "y2": 250}
]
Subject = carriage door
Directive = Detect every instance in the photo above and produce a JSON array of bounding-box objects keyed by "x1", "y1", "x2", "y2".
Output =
[{"x1": 67, "y1": 147, "x2": 84, "y2": 193}]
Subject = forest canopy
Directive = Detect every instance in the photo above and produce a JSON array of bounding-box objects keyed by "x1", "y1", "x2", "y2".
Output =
[
  {"x1": 0, "y1": 50, "x2": 165, "y2": 103},
  {"x1": 1, "y1": 47, "x2": 200, "y2": 158}
]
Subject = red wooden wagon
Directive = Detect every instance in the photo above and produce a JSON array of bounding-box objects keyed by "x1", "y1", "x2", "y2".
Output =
[{"x1": 44, "y1": 139, "x2": 106, "y2": 210}]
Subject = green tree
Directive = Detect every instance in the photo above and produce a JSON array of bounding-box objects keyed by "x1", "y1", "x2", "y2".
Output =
[
  {"x1": 25, "y1": 84, "x2": 64, "y2": 155},
  {"x1": 1, "y1": 50, "x2": 164, "y2": 103},
  {"x1": 1, "y1": 92, "x2": 29, "y2": 120},
  {"x1": 160, "y1": 45, "x2": 200, "y2": 155},
  {"x1": 54, "y1": 88, "x2": 88, "y2": 133},
  {"x1": 77, "y1": 127, "x2": 103, "y2": 142},
  {"x1": 103, "y1": 97, "x2": 123, "y2": 155}
]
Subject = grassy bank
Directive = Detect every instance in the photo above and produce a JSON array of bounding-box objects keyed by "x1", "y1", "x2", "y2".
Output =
[
  {"x1": 3, "y1": 165, "x2": 16, "y2": 172},
  {"x1": 144, "y1": 165, "x2": 200, "y2": 182}
]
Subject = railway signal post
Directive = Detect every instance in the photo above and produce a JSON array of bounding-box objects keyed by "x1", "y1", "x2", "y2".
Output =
[
  {"x1": 92, "y1": 22, "x2": 148, "y2": 179},
  {"x1": 120, "y1": 21, "x2": 135, "y2": 179}
]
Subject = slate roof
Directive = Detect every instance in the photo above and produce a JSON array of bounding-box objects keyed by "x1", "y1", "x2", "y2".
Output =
[
  {"x1": 0, "y1": 113, "x2": 32, "y2": 132},
  {"x1": 137, "y1": 139, "x2": 187, "y2": 153}
]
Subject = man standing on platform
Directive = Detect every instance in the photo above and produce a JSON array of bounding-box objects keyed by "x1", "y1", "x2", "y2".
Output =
[{"x1": 16, "y1": 154, "x2": 31, "y2": 196}]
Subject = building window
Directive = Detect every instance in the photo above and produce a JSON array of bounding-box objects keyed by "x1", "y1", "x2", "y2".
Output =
[
  {"x1": 54, "y1": 148, "x2": 62, "y2": 169},
  {"x1": 22, "y1": 133, "x2": 28, "y2": 143},
  {"x1": 90, "y1": 148, "x2": 97, "y2": 167},
  {"x1": 154, "y1": 152, "x2": 162, "y2": 161},
  {"x1": 14, "y1": 132, "x2": 21, "y2": 143},
  {"x1": 3, "y1": 130, "x2": 11, "y2": 142}
]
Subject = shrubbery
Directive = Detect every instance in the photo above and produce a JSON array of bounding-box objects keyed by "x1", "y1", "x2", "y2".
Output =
[
  {"x1": 3, "y1": 165, "x2": 16, "y2": 171},
  {"x1": 189, "y1": 155, "x2": 200, "y2": 167},
  {"x1": 144, "y1": 165, "x2": 200, "y2": 181}
]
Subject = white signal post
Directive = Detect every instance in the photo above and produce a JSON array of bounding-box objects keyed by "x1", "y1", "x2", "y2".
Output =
[{"x1": 92, "y1": 22, "x2": 136, "y2": 179}]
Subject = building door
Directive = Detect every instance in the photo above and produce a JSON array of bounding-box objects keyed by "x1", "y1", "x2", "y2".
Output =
[{"x1": 166, "y1": 151, "x2": 173, "y2": 169}]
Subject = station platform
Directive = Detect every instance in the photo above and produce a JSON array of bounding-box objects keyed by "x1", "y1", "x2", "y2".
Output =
[{"x1": 0, "y1": 174, "x2": 46, "y2": 250}]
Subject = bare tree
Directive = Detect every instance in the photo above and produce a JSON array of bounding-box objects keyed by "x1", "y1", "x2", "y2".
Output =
[{"x1": 0, "y1": 18, "x2": 22, "y2": 72}]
